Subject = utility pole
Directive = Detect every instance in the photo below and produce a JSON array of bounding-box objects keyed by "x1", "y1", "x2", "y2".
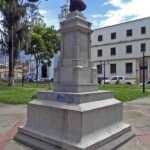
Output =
[
  {"x1": 11, "y1": 26, "x2": 14, "y2": 86},
  {"x1": 103, "y1": 61, "x2": 106, "y2": 84},
  {"x1": 142, "y1": 52, "x2": 145, "y2": 93},
  {"x1": 100, "y1": 60, "x2": 108, "y2": 84}
]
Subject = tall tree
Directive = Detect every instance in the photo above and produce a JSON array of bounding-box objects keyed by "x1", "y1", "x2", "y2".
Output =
[
  {"x1": 27, "y1": 25, "x2": 60, "y2": 81},
  {"x1": 0, "y1": 0, "x2": 44, "y2": 86}
]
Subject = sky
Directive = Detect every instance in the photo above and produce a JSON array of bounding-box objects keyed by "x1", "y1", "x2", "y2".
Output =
[{"x1": 38, "y1": 0, "x2": 150, "y2": 30}]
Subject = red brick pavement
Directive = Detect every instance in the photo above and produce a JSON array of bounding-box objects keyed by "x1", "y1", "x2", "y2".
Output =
[
  {"x1": 124, "y1": 109, "x2": 150, "y2": 117},
  {"x1": 0, "y1": 105, "x2": 149, "y2": 150},
  {"x1": 0, "y1": 120, "x2": 26, "y2": 150},
  {"x1": 124, "y1": 109, "x2": 150, "y2": 147},
  {"x1": 132, "y1": 127, "x2": 150, "y2": 146}
]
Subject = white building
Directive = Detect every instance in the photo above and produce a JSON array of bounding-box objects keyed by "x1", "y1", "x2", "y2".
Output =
[
  {"x1": 31, "y1": 11, "x2": 45, "y2": 26},
  {"x1": 27, "y1": 10, "x2": 58, "y2": 80},
  {"x1": 58, "y1": 1, "x2": 70, "y2": 23},
  {"x1": 91, "y1": 17, "x2": 150, "y2": 83}
]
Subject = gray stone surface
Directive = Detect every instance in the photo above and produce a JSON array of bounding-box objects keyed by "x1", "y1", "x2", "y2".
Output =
[
  {"x1": 37, "y1": 90, "x2": 113, "y2": 103},
  {"x1": 53, "y1": 11, "x2": 97, "y2": 93},
  {"x1": 0, "y1": 96, "x2": 149, "y2": 150}
]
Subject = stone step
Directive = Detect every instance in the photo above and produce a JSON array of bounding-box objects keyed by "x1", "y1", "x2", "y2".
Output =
[{"x1": 37, "y1": 90, "x2": 113, "y2": 104}]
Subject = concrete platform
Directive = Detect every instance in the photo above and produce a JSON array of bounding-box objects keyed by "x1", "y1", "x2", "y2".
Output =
[{"x1": 0, "y1": 96, "x2": 150, "y2": 150}]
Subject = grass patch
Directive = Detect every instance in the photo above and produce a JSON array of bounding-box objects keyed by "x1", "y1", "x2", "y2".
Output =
[
  {"x1": 0, "y1": 81, "x2": 52, "y2": 104},
  {"x1": 99, "y1": 84, "x2": 150, "y2": 102},
  {"x1": 0, "y1": 81, "x2": 150, "y2": 104},
  {"x1": 0, "y1": 88, "x2": 36, "y2": 104}
]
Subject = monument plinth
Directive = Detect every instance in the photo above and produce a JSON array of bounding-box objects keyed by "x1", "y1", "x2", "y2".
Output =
[
  {"x1": 14, "y1": 11, "x2": 134, "y2": 150},
  {"x1": 54, "y1": 11, "x2": 97, "y2": 93}
]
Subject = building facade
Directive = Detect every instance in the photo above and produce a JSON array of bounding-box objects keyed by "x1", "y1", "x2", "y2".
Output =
[
  {"x1": 31, "y1": 11, "x2": 45, "y2": 26},
  {"x1": 58, "y1": 2, "x2": 70, "y2": 23},
  {"x1": 27, "y1": 11, "x2": 58, "y2": 80},
  {"x1": 91, "y1": 17, "x2": 150, "y2": 83}
]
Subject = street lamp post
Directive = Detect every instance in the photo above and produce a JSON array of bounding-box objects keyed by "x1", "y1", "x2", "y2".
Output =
[
  {"x1": 100, "y1": 60, "x2": 108, "y2": 84},
  {"x1": 9, "y1": 25, "x2": 14, "y2": 86},
  {"x1": 142, "y1": 52, "x2": 145, "y2": 93},
  {"x1": 22, "y1": 62, "x2": 24, "y2": 87},
  {"x1": 103, "y1": 61, "x2": 106, "y2": 84}
]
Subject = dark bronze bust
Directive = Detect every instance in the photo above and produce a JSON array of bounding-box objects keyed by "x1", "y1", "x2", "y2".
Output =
[{"x1": 69, "y1": 0, "x2": 86, "y2": 12}]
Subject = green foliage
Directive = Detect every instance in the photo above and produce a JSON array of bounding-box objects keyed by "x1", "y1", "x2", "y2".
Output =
[
  {"x1": 99, "y1": 84, "x2": 150, "y2": 102},
  {"x1": 0, "y1": 81, "x2": 53, "y2": 104},
  {"x1": 27, "y1": 25, "x2": 60, "y2": 80},
  {"x1": 0, "y1": 81, "x2": 150, "y2": 104},
  {"x1": 0, "y1": 0, "x2": 38, "y2": 86},
  {"x1": 28, "y1": 25, "x2": 60, "y2": 58},
  {"x1": 0, "y1": 88, "x2": 36, "y2": 104}
]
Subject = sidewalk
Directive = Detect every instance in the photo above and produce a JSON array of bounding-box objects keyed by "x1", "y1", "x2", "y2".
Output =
[{"x1": 0, "y1": 96, "x2": 150, "y2": 150}]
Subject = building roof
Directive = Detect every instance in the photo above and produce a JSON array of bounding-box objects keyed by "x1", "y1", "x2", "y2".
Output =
[
  {"x1": 32, "y1": 11, "x2": 44, "y2": 18},
  {"x1": 94, "y1": 16, "x2": 150, "y2": 31}
]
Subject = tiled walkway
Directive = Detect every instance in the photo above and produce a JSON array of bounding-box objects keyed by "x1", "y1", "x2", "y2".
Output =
[{"x1": 0, "y1": 96, "x2": 149, "y2": 150}]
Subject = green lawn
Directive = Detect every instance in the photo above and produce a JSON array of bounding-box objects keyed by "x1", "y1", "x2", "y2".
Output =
[
  {"x1": 99, "y1": 84, "x2": 150, "y2": 102},
  {"x1": 0, "y1": 81, "x2": 52, "y2": 104},
  {"x1": 0, "y1": 81, "x2": 150, "y2": 104}
]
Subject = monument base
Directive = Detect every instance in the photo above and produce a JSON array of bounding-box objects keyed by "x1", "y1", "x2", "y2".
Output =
[
  {"x1": 15, "y1": 129, "x2": 133, "y2": 150},
  {"x1": 14, "y1": 91, "x2": 134, "y2": 150}
]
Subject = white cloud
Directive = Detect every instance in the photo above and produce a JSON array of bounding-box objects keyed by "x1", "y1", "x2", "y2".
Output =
[
  {"x1": 39, "y1": 10, "x2": 48, "y2": 15},
  {"x1": 91, "y1": 14, "x2": 103, "y2": 18},
  {"x1": 102, "y1": 0, "x2": 125, "y2": 8},
  {"x1": 98, "y1": 0, "x2": 150, "y2": 27}
]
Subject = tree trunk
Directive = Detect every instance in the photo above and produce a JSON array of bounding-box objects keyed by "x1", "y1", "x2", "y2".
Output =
[
  {"x1": 35, "y1": 55, "x2": 39, "y2": 83},
  {"x1": 8, "y1": 34, "x2": 14, "y2": 87}
]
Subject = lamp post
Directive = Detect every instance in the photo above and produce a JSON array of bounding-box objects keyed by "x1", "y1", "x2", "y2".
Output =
[
  {"x1": 22, "y1": 62, "x2": 25, "y2": 87},
  {"x1": 100, "y1": 60, "x2": 108, "y2": 84},
  {"x1": 142, "y1": 52, "x2": 145, "y2": 93},
  {"x1": 10, "y1": 25, "x2": 14, "y2": 86}
]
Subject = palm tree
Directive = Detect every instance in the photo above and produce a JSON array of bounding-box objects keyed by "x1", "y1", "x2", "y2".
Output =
[{"x1": 0, "y1": 0, "x2": 39, "y2": 86}]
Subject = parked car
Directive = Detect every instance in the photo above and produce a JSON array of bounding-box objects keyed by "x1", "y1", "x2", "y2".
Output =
[
  {"x1": 40, "y1": 78, "x2": 51, "y2": 82},
  {"x1": 1, "y1": 77, "x2": 8, "y2": 82},
  {"x1": 97, "y1": 77, "x2": 109, "y2": 84},
  {"x1": 101, "y1": 76, "x2": 136, "y2": 85},
  {"x1": 139, "y1": 80, "x2": 150, "y2": 86},
  {"x1": 22, "y1": 73, "x2": 35, "y2": 82},
  {"x1": 14, "y1": 77, "x2": 22, "y2": 82},
  {"x1": 50, "y1": 78, "x2": 53, "y2": 83}
]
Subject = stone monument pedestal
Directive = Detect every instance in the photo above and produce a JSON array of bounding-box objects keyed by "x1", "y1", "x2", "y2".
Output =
[{"x1": 14, "y1": 11, "x2": 134, "y2": 150}]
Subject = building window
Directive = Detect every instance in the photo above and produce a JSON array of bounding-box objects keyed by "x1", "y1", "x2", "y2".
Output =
[
  {"x1": 98, "y1": 35, "x2": 103, "y2": 41},
  {"x1": 141, "y1": 26, "x2": 146, "y2": 34},
  {"x1": 97, "y1": 49, "x2": 102, "y2": 57},
  {"x1": 110, "y1": 64, "x2": 116, "y2": 73},
  {"x1": 110, "y1": 47, "x2": 116, "y2": 55},
  {"x1": 111, "y1": 32, "x2": 116, "y2": 39},
  {"x1": 126, "y1": 29, "x2": 132, "y2": 36},
  {"x1": 126, "y1": 45, "x2": 132, "y2": 53},
  {"x1": 126, "y1": 63, "x2": 132, "y2": 73},
  {"x1": 141, "y1": 43, "x2": 146, "y2": 52},
  {"x1": 97, "y1": 65, "x2": 102, "y2": 74}
]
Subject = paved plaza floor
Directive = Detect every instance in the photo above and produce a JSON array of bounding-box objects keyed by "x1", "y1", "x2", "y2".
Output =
[{"x1": 0, "y1": 96, "x2": 150, "y2": 150}]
